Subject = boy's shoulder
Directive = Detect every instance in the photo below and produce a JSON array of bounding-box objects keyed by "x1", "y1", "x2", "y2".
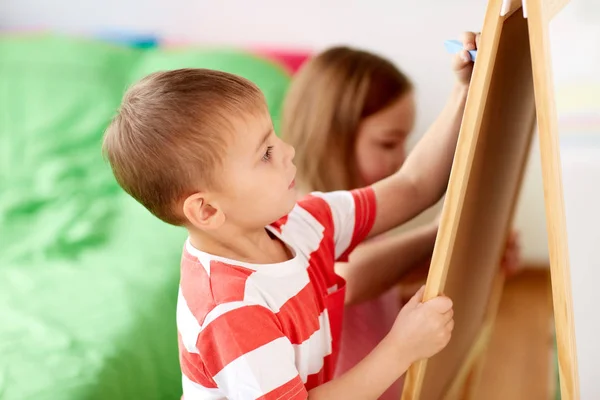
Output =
[
  {"x1": 179, "y1": 242, "x2": 261, "y2": 307},
  {"x1": 177, "y1": 244, "x2": 270, "y2": 348},
  {"x1": 176, "y1": 238, "x2": 321, "y2": 353},
  {"x1": 178, "y1": 239, "x2": 307, "y2": 317}
]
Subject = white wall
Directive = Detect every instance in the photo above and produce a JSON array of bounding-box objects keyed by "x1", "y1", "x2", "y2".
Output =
[
  {"x1": 0, "y1": 0, "x2": 487, "y2": 142},
  {"x1": 561, "y1": 139, "x2": 600, "y2": 400},
  {"x1": 1, "y1": 0, "x2": 598, "y2": 264}
]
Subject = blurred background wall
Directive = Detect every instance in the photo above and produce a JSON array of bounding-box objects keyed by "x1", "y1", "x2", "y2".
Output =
[{"x1": 3, "y1": 0, "x2": 597, "y2": 264}]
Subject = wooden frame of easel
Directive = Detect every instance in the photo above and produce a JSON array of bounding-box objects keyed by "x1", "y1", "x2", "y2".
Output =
[{"x1": 400, "y1": 0, "x2": 579, "y2": 399}]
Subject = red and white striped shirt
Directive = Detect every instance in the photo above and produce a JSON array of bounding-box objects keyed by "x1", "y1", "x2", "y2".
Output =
[{"x1": 177, "y1": 188, "x2": 376, "y2": 399}]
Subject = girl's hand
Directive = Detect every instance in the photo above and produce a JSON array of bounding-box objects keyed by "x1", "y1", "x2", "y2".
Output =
[
  {"x1": 501, "y1": 230, "x2": 522, "y2": 278},
  {"x1": 452, "y1": 31, "x2": 481, "y2": 86}
]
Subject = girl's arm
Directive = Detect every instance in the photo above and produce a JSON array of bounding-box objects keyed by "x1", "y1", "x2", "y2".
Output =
[
  {"x1": 337, "y1": 222, "x2": 437, "y2": 305},
  {"x1": 369, "y1": 32, "x2": 479, "y2": 238}
]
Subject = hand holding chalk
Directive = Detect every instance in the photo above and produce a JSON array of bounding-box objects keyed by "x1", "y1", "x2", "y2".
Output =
[{"x1": 444, "y1": 39, "x2": 477, "y2": 61}]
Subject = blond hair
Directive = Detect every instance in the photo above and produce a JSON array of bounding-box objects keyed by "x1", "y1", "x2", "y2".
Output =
[
  {"x1": 103, "y1": 68, "x2": 265, "y2": 225},
  {"x1": 282, "y1": 47, "x2": 413, "y2": 192}
]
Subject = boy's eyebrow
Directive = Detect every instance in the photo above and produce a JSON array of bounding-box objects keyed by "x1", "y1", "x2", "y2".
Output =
[
  {"x1": 255, "y1": 129, "x2": 272, "y2": 153},
  {"x1": 380, "y1": 128, "x2": 409, "y2": 139}
]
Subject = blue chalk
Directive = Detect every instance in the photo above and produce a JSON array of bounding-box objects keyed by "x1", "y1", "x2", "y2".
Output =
[{"x1": 444, "y1": 39, "x2": 477, "y2": 61}]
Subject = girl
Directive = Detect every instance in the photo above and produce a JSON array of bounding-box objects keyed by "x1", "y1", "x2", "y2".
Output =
[{"x1": 282, "y1": 37, "x2": 519, "y2": 399}]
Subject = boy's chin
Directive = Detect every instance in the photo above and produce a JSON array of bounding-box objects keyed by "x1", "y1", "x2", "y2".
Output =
[{"x1": 267, "y1": 198, "x2": 296, "y2": 225}]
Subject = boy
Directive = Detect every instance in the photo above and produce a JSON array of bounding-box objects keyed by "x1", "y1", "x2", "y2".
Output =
[{"x1": 102, "y1": 33, "x2": 478, "y2": 399}]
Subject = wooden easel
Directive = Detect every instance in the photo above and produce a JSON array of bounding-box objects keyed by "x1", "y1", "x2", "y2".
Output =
[{"x1": 401, "y1": 0, "x2": 580, "y2": 399}]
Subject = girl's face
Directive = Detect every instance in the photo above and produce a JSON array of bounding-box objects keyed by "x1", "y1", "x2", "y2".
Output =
[{"x1": 354, "y1": 92, "x2": 416, "y2": 187}]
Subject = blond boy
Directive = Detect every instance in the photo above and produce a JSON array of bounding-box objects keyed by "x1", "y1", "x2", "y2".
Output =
[{"x1": 102, "y1": 33, "x2": 478, "y2": 400}]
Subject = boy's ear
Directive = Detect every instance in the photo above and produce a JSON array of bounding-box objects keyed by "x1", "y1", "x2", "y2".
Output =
[{"x1": 182, "y1": 192, "x2": 225, "y2": 230}]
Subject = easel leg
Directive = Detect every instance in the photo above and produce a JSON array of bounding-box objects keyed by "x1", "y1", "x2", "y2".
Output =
[
  {"x1": 442, "y1": 271, "x2": 506, "y2": 400},
  {"x1": 528, "y1": 0, "x2": 580, "y2": 398},
  {"x1": 462, "y1": 272, "x2": 506, "y2": 399}
]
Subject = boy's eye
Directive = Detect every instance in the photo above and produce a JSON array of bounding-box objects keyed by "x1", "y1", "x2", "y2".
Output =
[
  {"x1": 262, "y1": 146, "x2": 273, "y2": 162},
  {"x1": 378, "y1": 141, "x2": 397, "y2": 150}
]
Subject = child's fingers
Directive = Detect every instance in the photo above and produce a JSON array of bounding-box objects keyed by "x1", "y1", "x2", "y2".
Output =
[
  {"x1": 407, "y1": 285, "x2": 426, "y2": 308},
  {"x1": 461, "y1": 31, "x2": 477, "y2": 50},
  {"x1": 452, "y1": 50, "x2": 472, "y2": 70},
  {"x1": 441, "y1": 308, "x2": 454, "y2": 325},
  {"x1": 444, "y1": 308, "x2": 454, "y2": 320},
  {"x1": 425, "y1": 295, "x2": 453, "y2": 314},
  {"x1": 446, "y1": 318, "x2": 455, "y2": 332}
]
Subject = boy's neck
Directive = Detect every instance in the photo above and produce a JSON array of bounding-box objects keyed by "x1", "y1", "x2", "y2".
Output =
[{"x1": 187, "y1": 225, "x2": 292, "y2": 265}]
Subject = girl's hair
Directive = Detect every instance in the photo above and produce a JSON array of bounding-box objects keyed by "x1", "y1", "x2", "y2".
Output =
[{"x1": 282, "y1": 46, "x2": 413, "y2": 193}]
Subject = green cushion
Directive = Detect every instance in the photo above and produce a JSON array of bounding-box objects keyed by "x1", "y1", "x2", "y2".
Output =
[{"x1": 0, "y1": 34, "x2": 291, "y2": 400}]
